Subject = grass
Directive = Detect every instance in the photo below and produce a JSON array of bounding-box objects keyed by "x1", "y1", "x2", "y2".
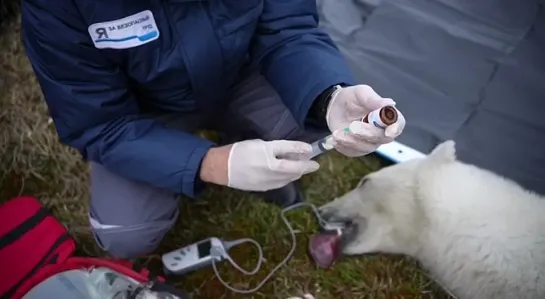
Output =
[{"x1": 0, "y1": 16, "x2": 451, "y2": 299}]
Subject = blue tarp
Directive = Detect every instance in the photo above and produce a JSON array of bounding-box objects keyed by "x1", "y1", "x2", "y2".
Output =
[{"x1": 318, "y1": 0, "x2": 545, "y2": 195}]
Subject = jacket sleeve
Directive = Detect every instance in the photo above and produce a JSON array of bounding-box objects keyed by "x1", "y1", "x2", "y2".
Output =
[
  {"x1": 21, "y1": 1, "x2": 214, "y2": 197},
  {"x1": 251, "y1": 0, "x2": 356, "y2": 124}
]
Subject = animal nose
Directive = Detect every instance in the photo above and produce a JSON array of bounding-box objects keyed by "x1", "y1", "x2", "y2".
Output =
[
  {"x1": 317, "y1": 207, "x2": 336, "y2": 223},
  {"x1": 317, "y1": 205, "x2": 327, "y2": 214},
  {"x1": 316, "y1": 204, "x2": 326, "y2": 214}
]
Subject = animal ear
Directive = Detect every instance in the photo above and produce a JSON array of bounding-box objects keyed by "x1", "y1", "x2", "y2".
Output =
[
  {"x1": 356, "y1": 176, "x2": 368, "y2": 188},
  {"x1": 427, "y1": 140, "x2": 456, "y2": 163}
]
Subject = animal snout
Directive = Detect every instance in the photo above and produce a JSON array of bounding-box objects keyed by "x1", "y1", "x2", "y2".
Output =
[
  {"x1": 318, "y1": 206, "x2": 350, "y2": 225},
  {"x1": 317, "y1": 205, "x2": 336, "y2": 222}
]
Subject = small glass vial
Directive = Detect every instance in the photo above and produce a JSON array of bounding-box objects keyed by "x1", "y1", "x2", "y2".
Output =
[{"x1": 362, "y1": 105, "x2": 398, "y2": 128}]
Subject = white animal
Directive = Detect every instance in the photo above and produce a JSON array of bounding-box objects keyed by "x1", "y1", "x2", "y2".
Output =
[{"x1": 319, "y1": 140, "x2": 545, "y2": 299}]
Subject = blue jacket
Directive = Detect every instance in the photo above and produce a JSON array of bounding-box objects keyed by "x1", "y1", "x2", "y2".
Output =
[{"x1": 21, "y1": 0, "x2": 355, "y2": 197}]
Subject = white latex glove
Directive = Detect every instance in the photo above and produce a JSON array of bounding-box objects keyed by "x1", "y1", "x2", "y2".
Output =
[
  {"x1": 326, "y1": 85, "x2": 406, "y2": 157},
  {"x1": 228, "y1": 139, "x2": 320, "y2": 191}
]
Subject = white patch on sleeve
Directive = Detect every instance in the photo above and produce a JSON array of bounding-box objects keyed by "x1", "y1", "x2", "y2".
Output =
[{"x1": 88, "y1": 10, "x2": 160, "y2": 50}]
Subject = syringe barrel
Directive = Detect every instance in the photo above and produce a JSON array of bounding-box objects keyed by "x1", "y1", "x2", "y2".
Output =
[
  {"x1": 310, "y1": 141, "x2": 325, "y2": 158},
  {"x1": 309, "y1": 135, "x2": 335, "y2": 158}
]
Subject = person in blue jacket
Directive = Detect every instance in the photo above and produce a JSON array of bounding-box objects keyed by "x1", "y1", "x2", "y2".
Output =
[{"x1": 21, "y1": 0, "x2": 406, "y2": 259}]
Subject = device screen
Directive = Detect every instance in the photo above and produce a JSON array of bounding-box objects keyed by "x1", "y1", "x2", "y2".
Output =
[{"x1": 197, "y1": 239, "x2": 212, "y2": 258}]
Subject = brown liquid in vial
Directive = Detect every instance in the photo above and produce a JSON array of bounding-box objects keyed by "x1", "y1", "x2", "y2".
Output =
[{"x1": 362, "y1": 105, "x2": 398, "y2": 125}]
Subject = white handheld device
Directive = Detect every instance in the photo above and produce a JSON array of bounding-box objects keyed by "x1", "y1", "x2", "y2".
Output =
[
  {"x1": 162, "y1": 237, "x2": 226, "y2": 275},
  {"x1": 160, "y1": 203, "x2": 339, "y2": 295}
]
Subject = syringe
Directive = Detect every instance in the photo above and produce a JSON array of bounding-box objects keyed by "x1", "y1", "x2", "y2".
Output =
[{"x1": 309, "y1": 105, "x2": 399, "y2": 158}]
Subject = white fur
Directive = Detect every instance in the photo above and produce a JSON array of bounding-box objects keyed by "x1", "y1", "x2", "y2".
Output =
[{"x1": 320, "y1": 140, "x2": 545, "y2": 299}]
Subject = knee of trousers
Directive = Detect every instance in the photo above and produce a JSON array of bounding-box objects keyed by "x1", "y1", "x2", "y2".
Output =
[{"x1": 89, "y1": 209, "x2": 179, "y2": 260}]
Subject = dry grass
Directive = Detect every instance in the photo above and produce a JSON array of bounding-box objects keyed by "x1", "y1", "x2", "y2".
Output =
[{"x1": 0, "y1": 17, "x2": 451, "y2": 299}]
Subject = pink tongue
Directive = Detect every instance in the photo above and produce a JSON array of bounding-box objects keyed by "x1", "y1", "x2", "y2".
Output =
[{"x1": 308, "y1": 231, "x2": 342, "y2": 269}]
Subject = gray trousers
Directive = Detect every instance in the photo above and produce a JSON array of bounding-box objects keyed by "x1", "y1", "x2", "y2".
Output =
[{"x1": 89, "y1": 72, "x2": 327, "y2": 259}]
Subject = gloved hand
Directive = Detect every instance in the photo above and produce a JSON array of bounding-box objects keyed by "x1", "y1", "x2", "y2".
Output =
[
  {"x1": 326, "y1": 85, "x2": 406, "y2": 157},
  {"x1": 228, "y1": 139, "x2": 320, "y2": 191},
  {"x1": 200, "y1": 139, "x2": 320, "y2": 192}
]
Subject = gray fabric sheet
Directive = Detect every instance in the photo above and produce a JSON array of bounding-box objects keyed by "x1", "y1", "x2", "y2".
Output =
[{"x1": 317, "y1": 0, "x2": 545, "y2": 195}]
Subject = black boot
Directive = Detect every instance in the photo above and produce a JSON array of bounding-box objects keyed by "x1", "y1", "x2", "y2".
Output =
[{"x1": 253, "y1": 180, "x2": 305, "y2": 208}]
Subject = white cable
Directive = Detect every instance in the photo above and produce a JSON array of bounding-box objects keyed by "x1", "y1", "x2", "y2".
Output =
[
  {"x1": 210, "y1": 202, "x2": 328, "y2": 294},
  {"x1": 221, "y1": 238, "x2": 263, "y2": 276},
  {"x1": 208, "y1": 202, "x2": 457, "y2": 298}
]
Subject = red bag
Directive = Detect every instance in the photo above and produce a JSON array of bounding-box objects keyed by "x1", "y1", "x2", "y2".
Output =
[
  {"x1": 0, "y1": 196, "x2": 75, "y2": 298},
  {"x1": 0, "y1": 196, "x2": 187, "y2": 299}
]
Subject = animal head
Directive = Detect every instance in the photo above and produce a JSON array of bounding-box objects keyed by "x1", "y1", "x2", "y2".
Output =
[{"x1": 318, "y1": 140, "x2": 457, "y2": 256}]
